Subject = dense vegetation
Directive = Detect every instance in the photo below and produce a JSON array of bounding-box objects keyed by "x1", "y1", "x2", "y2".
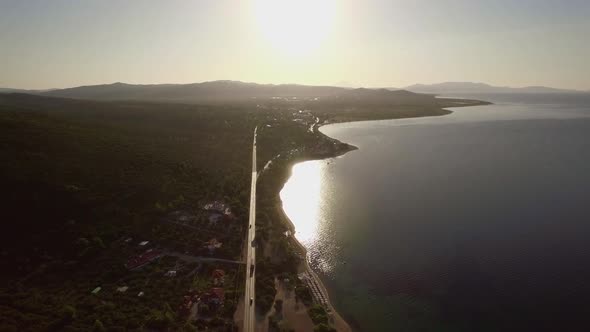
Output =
[{"x1": 0, "y1": 94, "x2": 259, "y2": 331}]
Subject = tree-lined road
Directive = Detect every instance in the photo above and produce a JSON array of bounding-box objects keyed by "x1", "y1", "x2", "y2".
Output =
[{"x1": 243, "y1": 126, "x2": 257, "y2": 332}]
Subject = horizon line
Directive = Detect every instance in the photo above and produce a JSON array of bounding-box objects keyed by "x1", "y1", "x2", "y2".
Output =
[{"x1": 1, "y1": 80, "x2": 588, "y2": 92}]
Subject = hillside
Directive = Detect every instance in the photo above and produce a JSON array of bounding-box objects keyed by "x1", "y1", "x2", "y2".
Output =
[
  {"x1": 0, "y1": 93, "x2": 258, "y2": 331},
  {"x1": 23, "y1": 81, "x2": 446, "y2": 105},
  {"x1": 0, "y1": 88, "x2": 51, "y2": 94},
  {"x1": 39, "y1": 81, "x2": 346, "y2": 103}
]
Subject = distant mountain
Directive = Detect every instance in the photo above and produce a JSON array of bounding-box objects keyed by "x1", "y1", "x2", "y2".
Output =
[
  {"x1": 4, "y1": 82, "x2": 585, "y2": 100},
  {"x1": 326, "y1": 88, "x2": 436, "y2": 105},
  {"x1": 39, "y1": 81, "x2": 349, "y2": 103},
  {"x1": 404, "y1": 82, "x2": 583, "y2": 95},
  {"x1": 1, "y1": 81, "x2": 446, "y2": 108},
  {"x1": 332, "y1": 81, "x2": 358, "y2": 89},
  {"x1": 0, "y1": 80, "x2": 438, "y2": 106},
  {"x1": 0, "y1": 88, "x2": 53, "y2": 94}
]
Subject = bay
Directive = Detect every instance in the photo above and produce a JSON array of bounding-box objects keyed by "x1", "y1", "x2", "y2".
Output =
[{"x1": 280, "y1": 93, "x2": 590, "y2": 331}]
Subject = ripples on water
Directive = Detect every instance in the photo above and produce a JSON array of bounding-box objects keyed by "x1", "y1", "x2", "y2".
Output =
[
  {"x1": 280, "y1": 93, "x2": 590, "y2": 331},
  {"x1": 280, "y1": 161, "x2": 340, "y2": 274}
]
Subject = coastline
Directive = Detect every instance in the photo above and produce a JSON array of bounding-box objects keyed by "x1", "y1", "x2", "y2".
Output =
[
  {"x1": 272, "y1": 119, "x2": 363, "y2": 332},
  {"x1": 275, "y1": 149, "x2": 355, "y2": 332},
  {"x1": 272, "y1": 100, "x2": 490, "y2": 331}
]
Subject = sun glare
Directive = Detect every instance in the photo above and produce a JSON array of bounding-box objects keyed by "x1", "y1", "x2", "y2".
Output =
[
  {"x1": 253, "y1": 0, "x2": 336, "y2": 56},
  {"x1": 280, "y1": 161, "x2": 323, "y2": 245}
]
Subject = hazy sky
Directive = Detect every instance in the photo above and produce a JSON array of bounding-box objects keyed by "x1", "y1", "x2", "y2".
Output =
[{"x1": 1, "y1": 0, "x2": 589, "y2": 90}]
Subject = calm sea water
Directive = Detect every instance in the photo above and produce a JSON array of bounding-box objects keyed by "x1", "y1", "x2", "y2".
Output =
[{"x1": 280, "y1": 93, "x2": 590, "y2": 331}]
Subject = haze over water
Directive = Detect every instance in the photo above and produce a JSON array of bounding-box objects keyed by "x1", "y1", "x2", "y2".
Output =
[{"x1": 281, "y1": 93, "x2": 590, "y2": 331}]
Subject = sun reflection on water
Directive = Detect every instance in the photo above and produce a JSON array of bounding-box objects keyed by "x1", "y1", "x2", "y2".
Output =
[{"x1": 280, "y1": 160, "x2": 323, "y2": 246}]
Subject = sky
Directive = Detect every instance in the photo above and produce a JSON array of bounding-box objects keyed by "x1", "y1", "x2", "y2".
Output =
[{"x1": 1, "y1": 0, "x2": 589, "y2": 90}]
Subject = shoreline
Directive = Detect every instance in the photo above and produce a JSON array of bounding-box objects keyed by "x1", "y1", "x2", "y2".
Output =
[
  {"x1": 272, "y1": 101, "x2": 489, "y2": 331},
  {"x1": 273, "y1": 122, "x2": 359, "y2": 332}
]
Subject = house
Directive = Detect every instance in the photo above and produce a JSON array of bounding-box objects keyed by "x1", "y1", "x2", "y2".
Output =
[
  {"x1": 139, "y1": 241, "x2": 149, "y2": 246},
  {"x1": 204, "y1": 201, "x2": 231, "y2": 215},
  {"x1": 116, "y1": 286, "x2": 129, "y2": 293},
  {"x1": 208, "y1": 287, "x2": 225, "y2": 305},
  {"x1": 165, "y1": 270, "x2": 177, "y2": 277},
  {"x1": 205, "y1": 238, "x2": 222, "y2": 253},
  {"x1": 212, "y1": 269, "x2": 225, "y2": 278},
  {"x1": 179, "y1": 295, "x2": 194, "y2": 316},
  {"x1": 126, "y1": 249, "x2": 162, "y2": 269},
  {"x1": 212, "y1": 269, "x2": 225, "y2": 286}
]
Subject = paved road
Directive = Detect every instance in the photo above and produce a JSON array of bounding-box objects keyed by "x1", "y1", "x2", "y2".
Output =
[
  {"x1": 164, "y1": 251, "x2": 244, "y2": 265},
  {"x1": 243, "y1": 126, "x2": 257, "y2": 332}
]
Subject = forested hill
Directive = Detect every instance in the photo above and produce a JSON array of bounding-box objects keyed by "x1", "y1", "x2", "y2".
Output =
[
  {"x1": 29, "y1": 80, "x2": 436, "y2": 104},
  {"x1": 0, "y1": 93, "x2": 255, "y2": 256},
  {"x1": 0, "y1": 93, "x2": 257, "y2": 330},
  {"x1": 39, "y1": 81, "x2": 344, "y2": 102}
]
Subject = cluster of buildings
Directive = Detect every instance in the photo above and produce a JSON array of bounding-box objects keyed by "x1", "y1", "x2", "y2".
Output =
[
  {"x1": 291, "y1": 109, "x2": 314, "y2": 123},
  {"x1": 204, "y1": 201, "x2": 235, "y2": 225},
  {"x1": 178, "y1": 269, "x2": 227, "y2": 318},
  {"x1": 203, "y1": 201, "x2": 232, "y2": 216},
  {"x1": 166, "y1": 201, "x2": 235, "y2": 229}
]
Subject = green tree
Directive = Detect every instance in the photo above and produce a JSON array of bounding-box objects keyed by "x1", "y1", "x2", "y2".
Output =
[
  {"x1": 182, "y1": 322, "x2": 198, "y2": 332},
  {"x1": 93, "y1": 319, "x2": 106, "y2": 332},
  {"x1": 314, "y1": 323, "x2": 336, "y2": 332}
]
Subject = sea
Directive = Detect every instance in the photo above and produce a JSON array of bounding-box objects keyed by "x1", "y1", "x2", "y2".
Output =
[{"x1": 280, "y1": 93, "x2": 590, "y2": 331}]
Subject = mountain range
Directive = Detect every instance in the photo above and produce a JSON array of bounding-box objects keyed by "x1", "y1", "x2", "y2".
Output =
[
  {"x1": 39, "y1": 81, "x2": 348, "y2": 102},
  {"x1": 402, "y1": 82, "x2": 585, "y2": 95},
  {"x1": 0, "y1": 81, "x2": 586, "y2": 104},
  {"x1": 0, "y1": 81, "x2": 435, "y2": 104},
  {"x1": 0, "y1": 88, "x2": 54, "y2": 94}
]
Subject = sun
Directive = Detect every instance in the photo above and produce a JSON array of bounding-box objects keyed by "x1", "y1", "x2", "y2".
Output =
[{"x1": 253, "y1": 0, "x2": 336, "y2": 56}]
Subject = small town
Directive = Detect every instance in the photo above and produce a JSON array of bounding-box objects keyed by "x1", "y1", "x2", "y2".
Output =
[{"x1": 72, "y1": 200, "x2": 248, "y2": 331}]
